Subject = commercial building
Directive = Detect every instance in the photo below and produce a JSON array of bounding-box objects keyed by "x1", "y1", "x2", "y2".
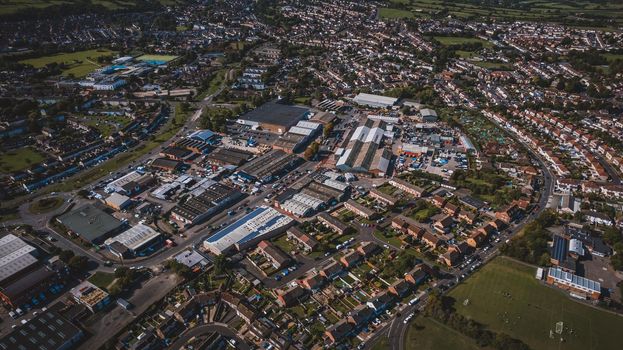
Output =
[
  {"x1": 336, "y1": 118, "x2": 392, "y2": 176},
  {"x1": 104, "y1": 224, "x2": 163, "y2": 258},
  {"x1": 236, "y1": 101, "x2": 310, "y2": 134},
  {"x1": 57, "y1": 204, "x2": 124, "y2": 244},
  {"x1": 0, "y1": 309, "x2": 84, "y2": 350},
  {"x1": 106, "y1": 171, "x2": 154, "y2": 195},
  {"x1": 353, "y1": 93, "x2": 398, "y2": 108},
  {"x1": 237, "y1": 149, "x2": 301, "y2": 183},
  {"x1": 546, "y1": 267, "x2": 601, "y2": 300},
  {"x1": 171, "y1": 182, "x2": 242, "y2": 225},
  {"x1": 0, "y1": 234, "x2": 60, "y2": 308},
  {"x1": 104, "y1": 192, "x2": 132, "y2": 210},
  {"x1": 207, "y1": 148, "x2": 253, "y2": 166},
  {"x1": 203, "y1": 206, "x2": 293, "y2": 255},
  {"x1": 69, "y1": 281, "x2": 111, "y2": 313}
]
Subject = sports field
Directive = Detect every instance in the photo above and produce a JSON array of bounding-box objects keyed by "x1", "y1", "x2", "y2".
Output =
[
  {"x1": 19, "y1": 49, "x2": 116, "y2": 77},
  {"x1": 136, "y1": 54, "x2": 179, "y2": 64},
  {"x1": 447, "y1": 257, "x2": 623, "y2": 350},
  {"x1": 0, "y1": 147, "x2": 46, "y2": 173}
]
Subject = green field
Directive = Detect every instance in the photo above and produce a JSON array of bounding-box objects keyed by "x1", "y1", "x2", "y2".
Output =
[
  {"x1": 84, "y1": 114, "x2": 132, "y2": 137},
  {"x1": 405, "y1": 316, "x2": 481, "y2": 350},
  {"x1": 0, "y1": 0, "x2": 182, "y2": 15},
  {"x1": 379, "y1": 7, "x2": 414, "y2": 19},
  {"x1": 381, "y1": 0, "x2": 623, "y2": 28},
  {"x1": 0, "y1": 147, "x2": 46, "y2": 173},
  {"x1": 88, "y1": 272, "x2": 116, "y2": 290},
  {"x1": 433, "y1": 36, "x2": 493, "y2": 48},
  {"x1": 19, "y1": 49, "x2": 116, "y2": 77},
  {"x1": 447, "y1": 257, "x2": 623, "y2": 350},
  {"x1": 136, "y1": 54, "x2": 179, "y2": 63},
  {"x1": 29, "y1": 196, "x2": 64, "y2": 214}
]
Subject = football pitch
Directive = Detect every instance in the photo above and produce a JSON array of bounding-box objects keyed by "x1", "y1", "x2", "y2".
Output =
[{"x1": 447, "y1": 257, "x2": 623, "y2": 350}]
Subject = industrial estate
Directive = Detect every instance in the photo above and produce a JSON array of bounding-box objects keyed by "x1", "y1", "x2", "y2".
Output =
[{"x1": 1, "y1": 1, "x2": 623, "y2": 350}]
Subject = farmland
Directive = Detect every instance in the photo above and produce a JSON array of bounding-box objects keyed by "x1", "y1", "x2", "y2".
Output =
[
  {"x1": 380, "y1": 0, "x2": 623, "y2": 28},
  {"x1": 446, "y1": 257, "x2": 623, "y2": 350},
  {"x1": 19, "y1": 49, "x2": 116, "y2": 77}
]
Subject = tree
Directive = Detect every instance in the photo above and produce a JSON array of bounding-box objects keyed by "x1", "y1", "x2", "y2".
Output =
[
  {"x1": 323, "y1": 122, "x2": 334, "y2": 139},
  {"x1": 59, "y1": 249, "x2": 75, "y2": 263},
  {"x1": 304, "y1": 141, "x2": 320, "y2": 160},
  {"x1": 213, "y1": 254, "x2": 228, "y2": 274},
  {"x1": 68, "y1": 256, "x2": 89, "y2": 272}
]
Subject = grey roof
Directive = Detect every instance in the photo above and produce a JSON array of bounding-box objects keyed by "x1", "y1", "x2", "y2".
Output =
[
  {"x1": 239, "y1": 101, "x2": 309, "y2": 127},
  {"x1": 0, "y1": 234, "x2": 38, "y2": 284},
  {"x1": 58, "y1": 204, "x2": 123, "y2": 242},
  {"x1": 0, "y1": 310, "x2": 83, "y2": 350}
]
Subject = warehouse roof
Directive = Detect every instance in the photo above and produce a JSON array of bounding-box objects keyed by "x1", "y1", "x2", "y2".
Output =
[
  {"x1": 0, "y1": 234, "x2": 38, "y2": 284},
  {"x1": 238, "y1": 101, "x2": 309, "y2": 127},
  {"x1": 0, "y1": 309, "x2": 83, "y2": 350},
  {"x1": 104, "y1": 224, "x2": 161, "y2": 251},
  {"x1": 58, "y1": 205, "x2": 123, "y2": 242}
]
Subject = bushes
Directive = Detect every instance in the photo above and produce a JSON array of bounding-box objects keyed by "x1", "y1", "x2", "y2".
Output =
[{"x1": 500, "y1": 210, "x2": 558, "y2": 265}]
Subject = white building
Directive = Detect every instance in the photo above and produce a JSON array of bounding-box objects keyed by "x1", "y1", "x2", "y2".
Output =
[{"x1": 353, "y1": 93, "x2": 398, "y2": 108}]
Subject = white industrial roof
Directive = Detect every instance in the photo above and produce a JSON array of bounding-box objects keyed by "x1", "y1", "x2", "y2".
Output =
[
  {"x1": 353, "y1": 93, "x2": 398, "y2": 107},
  {"x1": 105, "y1": 192, "x2": 131, "y2": 207},
  {"x1": 105, "y1": 224, "x2": 161, "y2": 251},
  {"x1": 0, "y1": 234, "x2": 38, "y2": 283},
  {"x1": 107, "y1": 171, "x2": 142, "y2": 191}
]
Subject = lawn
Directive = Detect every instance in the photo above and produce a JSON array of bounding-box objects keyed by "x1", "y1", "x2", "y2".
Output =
[
  {"x1": 379, "y1": 7, "x2": 414, "y2": 19},
  {"x1": 88, "y1": 271, "x2": 116, "y2": 290},
  {"x1": 29, "y1": 196, "x2": 64, "y2": 214},
  {"x1": 0, "y1": 147, "x2": 46, "y2": 173},
  {"x1": 405, "y1": 316, "x2": 482, "y2": 350},
  {"x1": 448, "y1": 257, "x2": 623, "y2": 350},
  {"x1": 433, "y1": 36, "x2": 493, "y2": 48},
  {"x1": 19, "y1": 49, "x2": 116, "y2": 77}
]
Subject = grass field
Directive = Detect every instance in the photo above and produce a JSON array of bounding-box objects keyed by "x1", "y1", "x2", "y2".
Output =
[
  {"x1": 136, "y1": 54, "x2": 179, "y2": 64},
  {"x1": 433, "y1": 36, "x2": 493, "y2": 48},
  {"x1": 84, "y1": 114, "x2": 132, "y2": 137},
  {"x1": 88, "y1": 271, "x2": 116, "y2": 290},
  {"x1": 0, "y1": 0, "x2": 182, "y2": 15},
  {"x1": 405, "y1": 316, "x2": 481, "y2": 350},
  {"x1": 19, "y1": 49, "x2": 116, "y2": 77},
  {"x1": 379, "y1": 7, "x2": 414, "y2": 19},
  {"x1": 29, "y1": 196, "x2": 64, "y2": 214},
  {"x1": 0, "y1": 147, "x2": 46, "y2": 173},
  {"x1": 447, "y1": 257, "x2": 623, "y2": 350}
]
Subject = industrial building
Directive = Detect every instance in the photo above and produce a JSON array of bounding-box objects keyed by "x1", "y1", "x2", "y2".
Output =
[
  {"x1": 104, "y1": 224, "x2": 163, "y2": 258},
  {"x1": 336, "y1": 118, "x2": 392, "y2": 176},
  {"x1": 171, "y1": 181, "x2": 242, "y2": 225},
  {"x1": 236, "y1": 101, "x2": 310, "y2": 134},
  {"x1": 104, "y1": 192, "x2": 132, "y2": 210},
  {"x1": 353, "y1": 93, "x2": 398, "y2": 108},
  {"x1": 203, "y1": 206, "x2": 293, "y2": 255},
  {"x1": 237, "y1": 149, "x2": 301, "y2": 183},
  {"x1": 0, "y1": 309, "x2": 84, "y2": 350},
  {"x1": 57, "y1": 204, "x2": 124, "y2": 244},
  {"x1": 0, "y1": 234, "x2": 60, "y2": 308},
  {"x1": 207, "y1": 147, "x2": 254, "y2": 166},
  {"x1": 106, "y1": 171, "x2": 154, "y2": 195}
]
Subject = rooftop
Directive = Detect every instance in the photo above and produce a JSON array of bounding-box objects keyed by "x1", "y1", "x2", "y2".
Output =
[
  {"x1": 238, "y1": 101, "x2": 309, "y2": 127},
  {"x1": 58, "y1": 204, "x2": 123, "y2": 242}
]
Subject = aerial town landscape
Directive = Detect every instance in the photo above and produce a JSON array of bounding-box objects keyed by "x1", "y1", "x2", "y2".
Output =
[{"x1": 1, "y1": 0, "x2": 623, "y2": 349}]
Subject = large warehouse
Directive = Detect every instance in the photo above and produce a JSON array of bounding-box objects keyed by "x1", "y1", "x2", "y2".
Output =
[
  {"x1": 353, "y1": 93, "x2": 398, "y2": 108},
  {"x1": 236, "y1": 101, "x2": 310, "y2": 134},
  {"x1": 104, "y1": 224, "x2": 163, "y2": 258},
  {"x1": 336, "y1": 118, "x2": 392, "y2": 176},
  {"x1": 203, "y1": 206, "x2": 293, "y2": 255},
  {"x1": 57, "y1": 204, "x2": 124, "y2": 244}
]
